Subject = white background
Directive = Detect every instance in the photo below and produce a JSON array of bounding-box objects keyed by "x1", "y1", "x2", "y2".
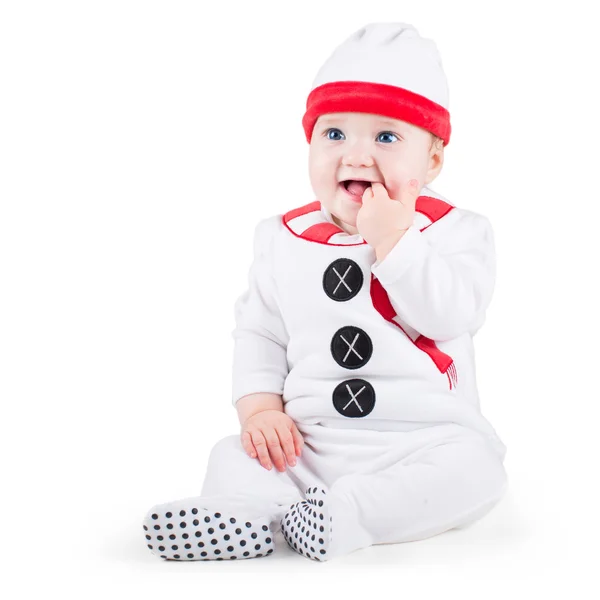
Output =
[{"x1": 1, "y1": 0, "x2": 598, "y2": 597}]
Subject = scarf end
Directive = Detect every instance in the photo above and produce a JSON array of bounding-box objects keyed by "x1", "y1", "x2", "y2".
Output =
[{"x1": 446, "y1": 362, "x2": 458, "y2": 390}]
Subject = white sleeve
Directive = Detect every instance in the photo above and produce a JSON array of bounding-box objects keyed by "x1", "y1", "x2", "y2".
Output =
[
  {"x1": 370, "y1": 209, "x2": 496, "y2": 342},
  {"x1": 231, "y1": 216, "x2": 289, "y2": 406}
]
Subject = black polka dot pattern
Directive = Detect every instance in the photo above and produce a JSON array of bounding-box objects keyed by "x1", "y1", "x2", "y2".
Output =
[
  {"x1": 280, "y1": 487, "x2": 332, "y2": 562},
  {"x1": 142, "y1": 500, "x2": 275, "y2": 561}
]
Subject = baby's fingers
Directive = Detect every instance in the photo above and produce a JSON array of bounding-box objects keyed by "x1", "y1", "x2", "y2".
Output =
[
  {"x1": 241, "y1": 431, "x2": 257, "y2": 459},
  {"x1": 264, "y1": 432, "x2": 287, "y2": 472},
  {"x1": 246, "y1": 427, "x2": 272, "y2": 470},
  {"x1": 276, "y1": 427, "x2": 297, "y2": 468},
  {"x1": 290, "y1": 423, "x2": 305, "y2": 457}
]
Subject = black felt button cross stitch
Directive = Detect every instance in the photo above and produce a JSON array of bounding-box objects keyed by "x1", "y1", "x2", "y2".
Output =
[
  {"x1": 322, "y1": 258, "x2": 363, "y2": 301},
  {"x1": 332, "y1": 379, "x2": 375, "y2": 418},
  {"x1": 330, "y1": 325, "x2": 373, "y2": 369}
]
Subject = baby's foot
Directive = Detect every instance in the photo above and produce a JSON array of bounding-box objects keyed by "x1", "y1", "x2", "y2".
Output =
[
  {"x1": 280, "y1": 487, "x2": 332, "y2": 562},
  {"x1": 142, "y1": 498, "x2": 274, "y2": 561}
]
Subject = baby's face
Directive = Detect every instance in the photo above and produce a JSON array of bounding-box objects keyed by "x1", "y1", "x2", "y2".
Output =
[{"x1": 308, "y1": 112, "x2": 443, "y2": 235}]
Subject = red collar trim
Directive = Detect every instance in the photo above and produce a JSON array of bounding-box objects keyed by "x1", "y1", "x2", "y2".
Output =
[{"x1": 282, "y1": 196, "x2": 455, "y2": 245}]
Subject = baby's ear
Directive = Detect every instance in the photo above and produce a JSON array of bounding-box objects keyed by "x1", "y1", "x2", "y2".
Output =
[{"x1": 427, "y1": 143, "x2": 444, "y2": 180}]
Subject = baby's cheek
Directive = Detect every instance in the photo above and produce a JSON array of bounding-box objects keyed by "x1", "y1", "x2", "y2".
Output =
[{"x1": 384, "y1": 177, "x2": 402, "y2": 200}]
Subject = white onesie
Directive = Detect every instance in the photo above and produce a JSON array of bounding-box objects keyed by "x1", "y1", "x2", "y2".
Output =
[{"x1": 142, "y1": 185, "x2": 508, "y2": 562}]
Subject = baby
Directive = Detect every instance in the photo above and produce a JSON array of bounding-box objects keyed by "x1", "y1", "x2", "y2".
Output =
[{"x1": 142, "y1": 22, "x2": 507, "y2": 562}]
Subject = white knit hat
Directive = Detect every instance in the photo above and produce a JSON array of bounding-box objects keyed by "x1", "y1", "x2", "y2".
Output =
[{"x1": 302, "y1": 22, "x2": 451, "y2": 145}]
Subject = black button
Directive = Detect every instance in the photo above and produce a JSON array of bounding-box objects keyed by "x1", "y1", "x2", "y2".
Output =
[
  {"x1": 330, "y1": 326, "x2": 373, "y2": 369},
  {"x1": 332, "y1": 379, "x2": 375, "y2": 418},
  {"x1": 322, "y1": 258, "x2": 363, "y2": 302}
]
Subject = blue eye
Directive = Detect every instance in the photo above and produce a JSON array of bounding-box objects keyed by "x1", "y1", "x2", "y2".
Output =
[
  {"x1": 326, "y1": 128, "x2": 345, "y2": 140},
  {"x1": 377, "y1": 131, "x2": 399, "y2": 143},
  {"x1": 324, "y1": 128, "x2": 399, "y2": 143}
]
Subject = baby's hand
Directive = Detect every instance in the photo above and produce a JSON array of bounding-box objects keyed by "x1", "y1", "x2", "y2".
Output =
[
  {"x1": 356, "y1": 179, "x2": 420, "y2": 249},
  {"x1": 240, "y1": 410, "x2": 304, "y2": 472}
]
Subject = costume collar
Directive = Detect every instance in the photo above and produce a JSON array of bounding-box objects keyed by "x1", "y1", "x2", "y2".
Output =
[{"x1": 282, "y1": 186, "x2": 455, "y2": 246}]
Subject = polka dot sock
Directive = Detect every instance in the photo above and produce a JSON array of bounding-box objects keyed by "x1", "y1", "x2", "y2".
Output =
[
  {"x1": 142, "y1": 499, "x2": 274, "y2": 561},
  {"x1": 280, "y1": 487, "x2": 332, "y2": 561}
]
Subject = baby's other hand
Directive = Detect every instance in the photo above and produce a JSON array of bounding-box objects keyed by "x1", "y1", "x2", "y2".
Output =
[{"x1": 240, "y1": 410, "x2": 304, "y2": 472}]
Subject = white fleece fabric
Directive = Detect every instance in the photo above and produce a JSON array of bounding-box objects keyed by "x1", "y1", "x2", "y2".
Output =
[
  {"x1": 231, "y1": 186, "x2": 505, "y2": 460},
  {"x1": 143, "y1": 185, "x2": 508, "y2": 562}
]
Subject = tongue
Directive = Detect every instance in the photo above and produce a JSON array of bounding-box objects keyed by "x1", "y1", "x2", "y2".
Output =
[{"x1": 346, "y1": 181, "x2": 371, "y2": 196}]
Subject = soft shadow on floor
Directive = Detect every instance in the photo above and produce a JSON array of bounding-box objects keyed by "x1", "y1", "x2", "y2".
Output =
[{"x1": 99, "y1": 489, "x2": 527, "y2": 573}]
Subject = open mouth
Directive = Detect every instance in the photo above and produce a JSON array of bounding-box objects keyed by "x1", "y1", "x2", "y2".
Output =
[{"x1": 340, "y1": 180, "x2": 373, "y2": 199}]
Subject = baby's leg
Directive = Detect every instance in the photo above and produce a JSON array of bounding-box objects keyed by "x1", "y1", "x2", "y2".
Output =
[
  {"x1": 200, "y1": 434, "x2": 305, "y2": 523},
  {"x1": 143, "y1": 435, "x2": 305, "y2": 561},
  {"x1": 281, "y1": 430, "x2": 507, "y2": 561}
]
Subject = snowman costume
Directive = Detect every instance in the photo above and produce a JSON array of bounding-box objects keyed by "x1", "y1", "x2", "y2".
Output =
[{"x1": 142, "y1": 22, "x2": 507, "y2": 562}]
